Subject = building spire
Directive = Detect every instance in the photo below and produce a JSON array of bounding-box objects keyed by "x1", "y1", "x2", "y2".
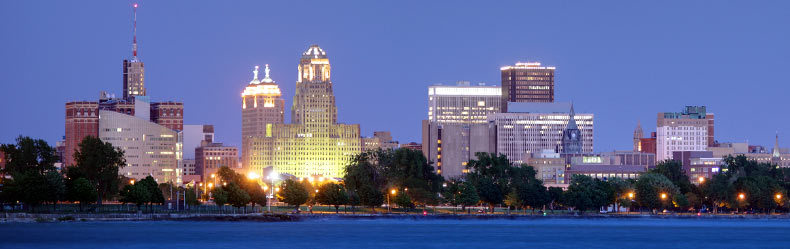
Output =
[
  {"x1": 262, "y1": 64, "x2": 274, "y2": 83},
  {"x1": 566, "y1": 102, "x2": 578, "y2": 130},
  {"x1": 250, "y1": 66, "x2": 261, "y2": 84},
  {"x1": 774, "y1": 131, "x2": 781, "y2": 157},
  {"x1": 132, "y1": 3, "x2": 139, "y2": 61}
]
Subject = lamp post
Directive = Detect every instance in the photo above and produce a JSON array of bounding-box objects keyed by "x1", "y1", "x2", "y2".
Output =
[
  {"x1": 267, "y1": 171, "x2": 279, "y2": 213},
  {"x1": 388, "y1": 189, "x2": 397, "y2": 213}
]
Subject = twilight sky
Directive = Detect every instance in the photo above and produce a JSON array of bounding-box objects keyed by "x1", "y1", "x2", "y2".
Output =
[{"x1": 1, "y1": 1, "x2": 788, "y2": 151}]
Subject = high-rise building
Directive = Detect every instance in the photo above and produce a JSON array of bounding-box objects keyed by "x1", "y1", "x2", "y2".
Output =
[
  {"x1": 64, "y1": 101, "x2": 99, "y2": 167},
  {"x1": 244, "y1": 45, "x2": 361, "y2": 178},
  {"x1": 241, "y1": 65, "x2": 285, "y2": 170},
  {"x1": 422, "y1": 82, "x2": 502, "y2": 178},
  {"x1": 195, "y1": 141, "x2": 239, "y2": 182},
  {"x1": 123, "y1": 4, "x2": 145, "y2": 99},
  {"x1": 150, "y1": 102, "x2": 184, "y2": 131},
  {"x1": 489, "y1": 102, "x2": 593, "y2": 165},
  {"x1": 656, "y1": 106, "x2": 713, "y2": 161},
  {"x1": 427, "y1": 82, "x2": 501, "y2": 124},
  {"x1": 633, "y1": 121, "x2": 643, "y2": 152},
  {"x1": 500, "y1": 62, "x2": 556, "y2": 111},
  {"x1": 98, "y1": 110, "x2": 181, "y2": 183}
]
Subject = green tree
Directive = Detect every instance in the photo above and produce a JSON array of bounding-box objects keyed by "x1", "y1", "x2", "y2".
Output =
[
  {"x1": 139, "y1": 176, "x2": 164, "y2": 209},
  {"x1": 562, "y1": 175, "x2": 609, "y2": 214},
  {"x1": 547, "y1": 187, "x2": 564, "y2": 213},
  {"x1": 69, "y1": 178, "x2": 97, "y2": 212},
  {"x1": 393, "y1": 190, "x2": 414, "y2": 211},
  {"x1": 7, "y1": 172, "x2": 49, "y2": 211},
  {"x1": 226, "y1": 182, "x2": 251, "y2": 210},
  {"x1": 184, "y1": 187, "x2": 201, "y2": 207},
  {"x1": 0, "y1": 136, "x2": 59, "y2": 210},
  {"x1": 279, "y1": 179, "x2": 309, "y2": 212},
  {"x1": 212, "y1": 187, "x2": 229, "y2": 212},
  {"x1": 608, "y1": 178, "x2": 633, "y2": 213},
  {"x1": 0, "y1": 136, "x2": 58, "y2": 175},
  {"x1": 457, "y1": 181, "x2": 480, "y2": 213},
  {"x1": 379, "y1": 148, "x2": 444, "y2": 207},
  {"x1": 43, "y1": 171, "x2": 66, "y2": 210},
  {"x1": 651, "y1": 160, "x2": 694, "y2": 194},
  {"x1": 217, "y1": 166, "x2": 242, "y2": 185},
  {"x1": 635, "y1": 173, "x2": 680, "y2": 212},
  {"x1": 504, "y1": 190, "x2": 523, "y2": 212},
  {"x1": 344, "y1": 152, "x2": 386, "y2": 211},
  {"x1": 120, "y1": 183, "x2": 150, "y2": 211},
  {"x1": 316, "y1": 182, "x2": 349, "y2": 213},
  {"x1": 72, "y1": 136, "x2": 125, "y2": 205},
  {"x1": 465, "y1": 152, "x2": 512, "y2": 212}
]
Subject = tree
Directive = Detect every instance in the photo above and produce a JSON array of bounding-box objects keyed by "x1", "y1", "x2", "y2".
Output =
[
  {"x1": 72, "y1": 136, "x2": 125, "y2": 205},
  {"x1": 120, "y1": 183, "x2": 150, "y2": 211},
  {"x1": 139, "y1": 176, "x2": 164, "y2": 209},
  {"x1": 0, "y1": 136, "x2": 59, "y2": 210},
  {"x1": 651, "y1": 160, "x2": 694, "y2": 194},
  {"x1": 457, "y1": 181, "x2": 480, "y2": 213},
  {"x1": 0, "y1": 136, "x2": 57, "y2": 175},
  {"x1": 562, "y1": 175, "x2": 609, "y2": 214},
  {"x1": 393, "y1": 190, "x2": 414, "y2": 211},
  {"x1": 547, "y1": 187, "x2": 564, "y2": 213},
  {"x1": 344, "y1": 152, "x2": 386, "y2": 211},
  {"x1": 212, "y1": 187, "x2": 229, "y2": 211},
  {"x1": 69, "y1": 178, "x2": 97, "y2": 212},
  {"x1": 226, "y1": 183, "x2": 251, "y2": 210},
  {"x1": 465, "y1": 152, "x2": 512, "y2": 212},
  {"x1": 43, "y1": 171, "x2": 66, "y2": 210},
  {"x1": 504, "y1": 190, "x2": 523, "y2": 212},
  {"x1": 635, "y1": 173, "x2": 680, "y2": 212},
  {"x1": 7, "y1": 172, "x2": 49, "y2": 211},
  {"x1": 184, "y1": 187, "x2": 201, "y2": 207},
  {"x1": 608, "y1": 178, "x2": 633, "y2": 213},
  {"x1": 217, "y1": 166, "x2": 242, "y2": 186},
  {"x1": 279, "y1": 179, "x2": 309, "y2": 212},
  {"x1": 379, "y1": 148, "x2": 444, "y2": 207},
  {"x1": 316, "y1": 182, "x2": 349, "y2": 213}
]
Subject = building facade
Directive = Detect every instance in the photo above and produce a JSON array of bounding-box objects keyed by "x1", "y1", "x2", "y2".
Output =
[
  {"x1": 195, "y1": 142, "x2": 239, "y2": 182},
  {"x1": 64, "y1": 101, "x2": 100, "y2": 167},
  {"x1": 362, "y1": 131, "x2": 399, "y2": 151},
  {"x1": 427, "y1": 82, "x2": 501, "y2": 124},
  {"x1": 656, "y1": 106, "x2": 714, "y2": 161},
  {"x1": 241, "y1": 65, "x2": 286, "y2": 172},
  {"x1": 98, "y1": 110, "x2": 181, "y2": 183},
  {"x1": 500, "y1": 62, "x2": 555, "y2": 111},
  {"x1": 244, "y1": 45, "x2": 361, "y2": 178},
  {"x1": 489, "y1": 102, "x2": 594, "y2": 165}
]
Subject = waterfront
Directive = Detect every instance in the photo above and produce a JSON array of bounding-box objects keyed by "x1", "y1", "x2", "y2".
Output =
[{"x1": 2, "y1": 218, "x2": 790, "y2": 248}]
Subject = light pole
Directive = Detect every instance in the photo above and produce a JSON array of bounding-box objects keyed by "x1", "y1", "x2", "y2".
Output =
[
  {"x1": 267, "y1": 171, "x2": 279, "y2": 213},
  {"x1": 388, "y1": 189, "x2": 397, "y2": 213}
]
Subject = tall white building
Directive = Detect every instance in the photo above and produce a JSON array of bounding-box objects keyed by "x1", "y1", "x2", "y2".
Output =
[
  {"x1": 489, "y1": 102, "x2": 593, "y2": 165},
  {"x1": 656, "y1": 106, "x2": 713, "y2": 161},
  {"x1": 98, "y1": 110, "x2": 182, "y2": 183},
  {"x1": 423, "y1": 82, "x2": 501, "y2": 178}
]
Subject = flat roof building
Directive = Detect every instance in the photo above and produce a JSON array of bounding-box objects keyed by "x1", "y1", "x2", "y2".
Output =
[{"x1": 500, "y1": 62, "x2": 556, "y2": 111}]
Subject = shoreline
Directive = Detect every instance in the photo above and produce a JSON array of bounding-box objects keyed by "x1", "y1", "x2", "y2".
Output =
[{"x1": 4, "y1": 212, "x2": 790, "y2": 223}]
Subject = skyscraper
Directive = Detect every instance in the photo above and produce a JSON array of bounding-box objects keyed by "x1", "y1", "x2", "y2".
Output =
[
  {"x1": 123, "y1": 3, "x2": 145, "y2": 99},
  {"x1": 656, "y1": 106, "x2": 713, "y2": 161},
  {"x1": 244, "y1": 45, "x2": 361, "y2": 178},
  {"x1": 422, "y1": 81, "x2": 502, "y2": 178},
  {"x1": 500, "y1": 62, "x2": 555, "y2": 111},
  {"x1": 241, "y1": 65, "x2": 285, "y2": 173}
]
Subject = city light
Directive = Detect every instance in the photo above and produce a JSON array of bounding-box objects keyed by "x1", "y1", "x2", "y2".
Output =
[
  {"x1": 660, "y1": 193, "x2": 667, "y2": 200},
  {"x1": 247, "y1": 172, "x2": 260, "y2": 180},
  {"x1": 211, "y1": 174, "x2": 216, "y2": 178},
  {"x1": 738, "y1": 193, "x2": 746, "y2": 200},
  {"x1": 208, "y1": 183, "x2": 213, "y2": 188},
  {"x1": 698, "y1": 177, "x2": 705, "y2": 183},
  {"x1": 130, "y1": 179, "x2": 135, "y2": 185},
  {"x1": 628, "y1": 192, "x2": 634, "y2": 199},
  {"x1": 391, "y1": 189, "x2": 397, "y2": 195},
  {"x1": 776, "y1": 194, "x2": 782, "y2": 200}
]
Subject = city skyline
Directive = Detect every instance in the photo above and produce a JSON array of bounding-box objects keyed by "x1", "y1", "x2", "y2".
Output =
[{"x1": 2, "y1": 1, "x2": 789, "y2": 153}]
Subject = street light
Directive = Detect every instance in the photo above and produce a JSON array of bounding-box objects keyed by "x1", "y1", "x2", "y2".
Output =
[
  {"x1": 776, "y1": 194, "x2": 782, "y2": 200},
  {"x1": 130, "y1": 179, "x2": 135, "y2": 185},
  {"x1": 628, "y1": 192, "x2": 634, "y2": 199},
  {"x1": 247, "y1": 172, "x2": 260, "y2": 180},
  {"x1": 267, "y1": 171, "x2": 279, "y2": 212},
  {"x1": 738, "y1": 193, "x2": 746, "y2": 200},
  {"x1": 660, "y1": 193, "x2": 667, "y2": 200},
  {"x1": 388, "y1": 189, "x2": 397, "y2": 213},
  {"x1": 698, "y1": 177, "x2": 705, "y2": 184}
]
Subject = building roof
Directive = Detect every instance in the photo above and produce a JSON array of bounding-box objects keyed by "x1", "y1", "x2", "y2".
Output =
[{"x1": 566, "y1": 164, "x2": 646, "y2": 173}]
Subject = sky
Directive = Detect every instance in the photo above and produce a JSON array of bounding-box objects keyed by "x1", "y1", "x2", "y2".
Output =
[{"x1": 1, "y1": 1, "x2": 788, "y2": 152}]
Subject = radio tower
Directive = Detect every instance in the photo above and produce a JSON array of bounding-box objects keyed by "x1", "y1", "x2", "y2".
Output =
[{"x1": 132, "y1": 3, "x2": 139, "y2": 61}]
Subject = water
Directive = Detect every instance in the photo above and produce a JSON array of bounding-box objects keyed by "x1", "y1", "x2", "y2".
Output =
[{"x1": 2, "y1": 217, "x2": 790, "y2": 248}]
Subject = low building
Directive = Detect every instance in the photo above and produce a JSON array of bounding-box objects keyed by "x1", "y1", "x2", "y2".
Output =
[
  {"x1": 363, "y1": 131, "x2": 399, "y2": 151},
  {"x1": 195, "y1": 142, "x2": 239, "y2": 182},
  {"x1": 672, "y1": 151, "x2": 722, "y2": 184},
  {"x1": 638, "y1": 132, "x2": 657, "y2": 155},
  {"x1": 565, "y1": 164, "x2": 646, "y2": 182},
  {"x1": 402, "y1": 142, "x2": 422, "y2": 151},
  {"x1": 182, "y1": 159, "x2": 196, "y2": 176},
  {"x1": 526, "y1": 150, "x2": 566, "y2": 185}
]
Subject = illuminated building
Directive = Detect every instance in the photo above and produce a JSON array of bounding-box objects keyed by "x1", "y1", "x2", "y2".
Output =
[
  {"x1": 98, "y1": 110, "x2": 181, "y2": 183},
  {"x1": 363, "y1": 131, "x2": 399, "y2": 151},
  {"x1": 244, "y1": 45, "x2": 361, "y2": 178},
  {"x1": 427, "y1": 81, "x2": 501, "y2": 124},
  {"x1": 195, "y1": 141, "x2": 239, "y2": 182},
  {"x1": 672, "y1": 151, "x2": 721, "y2": 184},
  {"x1": 489, "y1": 102, "x2": 593, "y2": 165},
  {"x1": 565, "y1": 165, "x2": 646, "y2": 182},
  {"x1": 123, "y1": 3, "x2": 145, "y2": 99},
  {"x1": 422, "y1": 82, "x2": 501, "y2": 178},
  {"x1": 656, "y1": 106, "x2": 714, "y2": 161},
  {"x1": 401, "y1": 142, "x2": 422, "y2": 151},
  {"x1": 241, "y1": 64, "x2": 285, "y2": 170},
  {"x1": 500, "y1": 62, "x2": 556, "y2": 111},
  {"x1": 633, "y1": 121, "x2": 643, "y2": 152}
]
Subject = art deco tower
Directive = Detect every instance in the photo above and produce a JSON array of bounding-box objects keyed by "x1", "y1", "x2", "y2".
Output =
[
  {"x1": 123, "y1": 3, "x2": 145, "y2": 100},
  {"x1": 245, "y1": 45, "x2": 361, "y2": 178},
  {"x1": 241, "y1": 65, "x2": 285, "y2": 170}
]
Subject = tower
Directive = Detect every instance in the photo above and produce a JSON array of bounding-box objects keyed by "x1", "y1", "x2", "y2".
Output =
[
  {"x1": 561, "y1": 104, "x2": 582, "y2": 154},
  {"x1": 123, "y1": 3, "x2": 146, "y2": 100},
  {"x1": 634, "y1": 121, "x2": 643, "y2": 152},
  {"x1": 292, "y1": 45, "x2": 337, "y2": 126},
  {"x1": 500, "y1": 62, "x2": 555, "y2": 111},
  {"x1": 773, "y1": 132, "x2": 781, "y2": 158},
  {"x1": 241, "y1": 65, "x2": 285, "y2": 171}
]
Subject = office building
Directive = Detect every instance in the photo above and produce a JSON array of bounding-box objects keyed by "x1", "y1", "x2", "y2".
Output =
[
  {"x1": 565, "y1": 165, "x2": 646, "y2": 182},
  {"x1": 195, "y1": 141, "x2": 239, "y2": 182},
  {"x1": 500, "y1": 62, "x2": 555, "y2": 111},
  {"x1": 672, "y1": 151, "x2": 722, "y2": 184},
  {"x1": 656, "y1": 106, "x2": 714, "y2": 161},
  {"x1": 362, "y1": 131, "x2": 399, "y2": 151},
  {"x1": 427, "y1": 82, "x2": 501, "y2": 124},
  {"x1": 241, "y1": 64, "x2": 286, "y2": 172},
  {"x1": 489, "y1": 102, "x2": 593, "y2": 165},
  {"x1": 402, "y1": 142, "x2": 422, "y2": 151},
  {"x1": 182, "y1": 159, "x2": 196, "y2": 176},
  {"x1": 98, "y1": 110, "x2": 181, "y2": 183},
  {"x1": 64, "y1": 101, "x2": 100, "y2": 166},
  {"x1": 244, "y1": 45, "x2": 361, "y2": 178},
  {"x1": 526, "y1": 150, "x2": 566, "y2": 185}
]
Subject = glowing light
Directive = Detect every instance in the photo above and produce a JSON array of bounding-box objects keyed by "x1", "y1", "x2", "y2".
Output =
[
  {"x1": 628, "y1": 192, "x2": 634, "y2": 199},
  {"x1": 776, "y1": 194, "x2": 782, "y2": 200},
  {"x1": 208, "y1": 183, "x2": 214, "y2": 188},
  {"x1": 133, "y1": 3, "x2": 138, "y2": 8},
  {"x1": 738, "y1": 193, "x2": 745, "y2": 200},
  {"x1": 247, "y1": 172, "x2": 260, "y2": 180},
  {"x1": 660, "y1": 193, "x2": 667, "y2": 200},
  {"x1": 130, "y1": 180, "x2": 135, "y2": 185},
  {"x1": 391, "y1": 189, "x2": 397, "y2": 195},
  {"x1": 698, "y1": 177, "x2": 705, "y2": 183}
]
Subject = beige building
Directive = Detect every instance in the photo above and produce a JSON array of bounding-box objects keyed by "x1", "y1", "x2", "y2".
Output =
[
  {"x1": 656, "y1": 106, "x2": 714, "y2": 161},
  {"x1": 241, "y1": 65, "x2": 286, "y2": 171},
  {"x1": 98, "y1": 110, "x2": 181, "y2": 183},
  {"x1": 363, "y1": 131, "x2": 399, "y2": 151},
  {"x1": 526, "y1": 150, "x2": 566, "y2": 185},
  {"x1": 195, "y1": 142, "x2": 239, "y2": 182},
  {"x1": 244, "y1": 45, "x2": 361, "y2": 178}
]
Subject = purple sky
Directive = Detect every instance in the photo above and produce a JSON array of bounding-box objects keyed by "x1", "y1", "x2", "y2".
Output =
[{"x1": 1, "y1": 1, "x2": 788, "y2": 151}]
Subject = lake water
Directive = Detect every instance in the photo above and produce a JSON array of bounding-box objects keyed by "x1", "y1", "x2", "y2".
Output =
[{"x1": 2, "y1": 217, "x2": 790, "y2": 248}]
